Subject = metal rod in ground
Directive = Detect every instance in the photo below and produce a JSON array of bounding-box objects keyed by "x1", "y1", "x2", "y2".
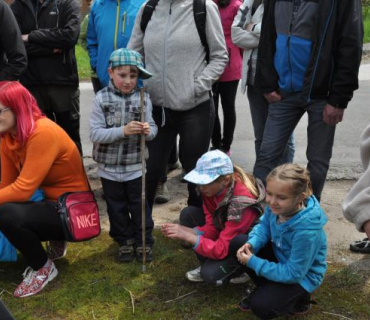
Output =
[{"x1": 140, "y1": 88, "x2": 146, "y2": 272}]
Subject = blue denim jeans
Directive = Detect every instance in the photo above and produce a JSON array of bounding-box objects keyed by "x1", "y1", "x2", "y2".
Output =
[
  {"x1": 253, "y1": 92, "x2": 336, "y2": 201},
  {"x1": 247, "y1": 85, "x2": 295, "y2": 163}
]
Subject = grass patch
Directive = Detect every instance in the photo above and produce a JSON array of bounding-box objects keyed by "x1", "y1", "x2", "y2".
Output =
[
  {"x1": 1, "y1": 231, "x2": 370, "y2": 319},
  {"x1": 75, "y1": 44, "x2": 91, "y2": 81},
  {"x1": 364, "y1": 14, "x2": 370, "y2": 43}
]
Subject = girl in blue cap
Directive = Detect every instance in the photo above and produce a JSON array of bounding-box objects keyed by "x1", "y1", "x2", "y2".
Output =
[
  {"x1": 161, "y1": 149, "x2": 264, "y2": 284},
  {"x1": 89, "y1": 48, "x2": 157, "y2": 263}
]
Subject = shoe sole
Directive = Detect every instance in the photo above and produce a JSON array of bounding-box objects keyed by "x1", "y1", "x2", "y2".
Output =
[
  {"x1": 18, "y1": 266, "x2": 58, "y2": 298},
  {"x1": 154, "y1": 197, "x2": 170, "y2": 204},
  {"x1": 349, "y1": 245, "x2": 370, "y2": 253},
  {"x1": 185, "y1": 275, "x2": 204, "y2": 282}
]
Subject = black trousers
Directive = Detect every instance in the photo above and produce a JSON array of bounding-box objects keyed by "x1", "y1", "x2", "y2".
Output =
[
  {"x1": 229, "y1": 235, "x2": 311, "y2": 319},
  {"x1": 0, "y1": 202, "x2": 65, "y2": 270},
  {"x1": 0, "y1": 301, "x2": 15, "y2": 320},
  {"x1": 211, "y1": 80, "x2": 239, "y2": 151},
  {"x1": 101, "y1": 177, "x2": 154, "y2": 247},
  {"x1": 27, "y1": 84, "x2": 83, "y2": 155},
  {"x1": 146, "y1": 99, "x2": 214, "y2": 209},
  {"x1": 180, "y1": 206, "x2": 243, "y2": 285}
]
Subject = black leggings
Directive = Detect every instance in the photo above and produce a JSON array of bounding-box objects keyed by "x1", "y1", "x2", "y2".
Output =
[
  {"x1": 180, "y1": 206, "x2": 243, "y2": 285},
  {"x1": 0, "y1": 202, "x2": 65, "y2": 270},
  {"x1": 229, "y1": 235, "x2": 311, "y2": 319},
  {"x1": 211, "y1": 80, "x2": 239, "y2": 151}
]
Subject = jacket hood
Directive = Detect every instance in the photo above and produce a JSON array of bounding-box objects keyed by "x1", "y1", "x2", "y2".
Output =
[{"x1": 284, "y1": 196, "x2": 327, "y2": 231}]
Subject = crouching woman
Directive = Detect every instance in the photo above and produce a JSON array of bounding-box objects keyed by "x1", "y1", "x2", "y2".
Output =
[{"x1": 0, "y1": 81, "x2": 89, "y2": 298}]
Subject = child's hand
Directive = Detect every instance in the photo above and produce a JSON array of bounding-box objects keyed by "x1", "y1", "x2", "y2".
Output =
[
  {"x1": 142, "y1": 122, "x2": 150, "y2": 136},
  {"x1": 123, "y1": 121, "x2": 146, "y2": 136},
  {"x1": 161, "y1": 223, "x2": 196, "y2": 244},
  {"x1": 236, "y1": 243, "x2": 253, "y2": 265}
]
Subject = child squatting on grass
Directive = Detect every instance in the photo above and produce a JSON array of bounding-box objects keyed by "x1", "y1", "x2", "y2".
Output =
[
  {"x1": 229, "y1": 164, "x2": 328, "y2": 319},
  {"x1": 161, "y1": 150, "x2": 265, "y2": 285},
  {"x1": 89, "y1": 48, "x2": 157, "y2": 263}
]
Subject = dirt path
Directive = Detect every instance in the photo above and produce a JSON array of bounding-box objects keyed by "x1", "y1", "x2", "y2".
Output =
[{"x1": 86, "y1": 162, "x2": 370, "y2": 270}]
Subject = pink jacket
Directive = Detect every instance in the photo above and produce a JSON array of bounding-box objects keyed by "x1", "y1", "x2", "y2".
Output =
[
  {"x1": 215, "y1": 0, "x2": 243, "y2": 82},
  {"x1": 194, "y1": 180, "x2": 260, "y2": 260}
]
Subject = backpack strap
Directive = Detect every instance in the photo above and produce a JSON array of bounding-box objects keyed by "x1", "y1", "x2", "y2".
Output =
[
  {"x1": 140, "y1": 0, "x2": 209, "y2": 63},
  {"x1": 140, "y1": 0, "x2": 160, "y2": 33},
  {"x1": 193, "y1": 0, "x2": 209, "y2": 63}
]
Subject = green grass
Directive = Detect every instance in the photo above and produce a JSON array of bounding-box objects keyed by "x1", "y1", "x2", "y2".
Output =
[
  {"x1": 75, "y1": 44, "x2": 91, "y2": 81},
  {"x1": 1, "y1": 231, "x2": 370, "y2": 320},
  {"x1": 364, "y1": 14, "x2": 370, "y2": 43}
]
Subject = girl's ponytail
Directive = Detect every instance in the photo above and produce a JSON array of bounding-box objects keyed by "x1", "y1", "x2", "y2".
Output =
[{"x1": 232, "y1": 165, "x2": 259, "y2": 198}]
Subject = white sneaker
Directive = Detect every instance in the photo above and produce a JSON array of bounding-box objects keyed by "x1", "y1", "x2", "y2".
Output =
[
  {"x1": 229, "y1": 273, "x2": 249, "y2": 284},
  {"x1": 185, "y1": 266, "x2": 203, "y2": 282},
  {"x1": 14, "y1": 259, "x2": 58, "y2": 298}
]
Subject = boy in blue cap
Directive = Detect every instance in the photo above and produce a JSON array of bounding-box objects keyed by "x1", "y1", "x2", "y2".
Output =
[{"x1": 89, "y1": 48, "x2": 157, "y2": 262}]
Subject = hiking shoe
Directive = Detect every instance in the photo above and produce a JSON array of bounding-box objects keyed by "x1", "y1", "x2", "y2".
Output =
[
  {"x1": 185, "y1": 266, "x2": 203, "y2": 282},
  {"x1": 155, "y1": 182, "x2": 170, "y2": 204},
  {"x1": 180, "y1": 169, "x2": 187, "y2": 183},
  {"x1": 118, "y1": 245, "x2": 135, "y2": 262},
  {"x1": 238, "y1": 286, "x2": 256, "y2": 312},
  {"x1": 46, "y1": 240, "x2": 67, "y2": 260},
  {"x1": 14, "y1": 259, "x2": 58, "y2": 298},
  {"x1": 229, "y1": 273, "x2": 249, "y2": 284},
  {"x1": 350, "y1": 238, "x2": 370, "y2": 253},
  {"x1": 136, "y1": 246, "x2": 153, "y2": 262},
  {"x1": 167, "y1": 161, "x2": 180, "y2": 172}
]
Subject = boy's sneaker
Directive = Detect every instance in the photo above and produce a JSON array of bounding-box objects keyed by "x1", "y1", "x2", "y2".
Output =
[
  {"x1": 14, "y1": 259, "x2": 58, "y2": 298},
  {"x1": 350, "y1": 238, "x2": 370, "y2": 253},
  {"x1": 229, "y1": 273, "x2": 249, "y2": 284},
  {"x1": 118, "y1": 245, "x2": 135, "y2": 263},
  {"x1": 136, "y1": 246, "x2": 153, "y2": 262},
  {"x1": 155, "y1": 182, "x2": 171, "y2": 204},
  {"x1": 46, "y1": 240, "x2": 67, "y2": 260},
  {"x1": 185, "y1": 266, "x2": 203, "y2": 282}
]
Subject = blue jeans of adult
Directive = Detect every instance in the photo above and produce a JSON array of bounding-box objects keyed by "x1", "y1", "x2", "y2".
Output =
[
  {"x1": 101, "y1": 177, "x2": 154, "y2": 248},
  {"x1": 146, "y1": 99, "x2": 214, "y2": 209},
  {"x1": 247, "y1": 85, "x2": 295, "y2": 163},
  {"x1": 253, "y1": 92, "x2": 336, "y2": 201}
]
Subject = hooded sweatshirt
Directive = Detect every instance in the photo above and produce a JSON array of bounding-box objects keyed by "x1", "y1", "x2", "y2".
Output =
[
  {"x1": 247, "y1": 196, "x2": 327, "y2": 293},
  {"x1": 128, "y1": 0, "x2": 228, "y2": 111}
]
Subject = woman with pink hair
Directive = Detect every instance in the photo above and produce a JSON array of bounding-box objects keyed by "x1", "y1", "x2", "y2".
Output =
[{"x1": 0, "y1": 81, "x2": 89, "y2": 298}]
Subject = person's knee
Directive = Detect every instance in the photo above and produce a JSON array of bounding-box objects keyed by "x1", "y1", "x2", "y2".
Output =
[
  {"x1": 0, "y1": 203, "x2": 18, "y2": 228},
  {"x1": 179, "y1": 206, "x2": 194, "y2": 226},
  {"x1": 229, "y1": 234, "x2": 248, "y2": 257}
]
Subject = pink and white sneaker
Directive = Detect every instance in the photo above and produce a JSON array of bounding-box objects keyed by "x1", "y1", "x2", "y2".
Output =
[
  {"x1": 47, "y1": 240, "x2": 67, "y2": 260},
  {"x1": 14, "y1": 259, "x2": 58, "y2": 298}
]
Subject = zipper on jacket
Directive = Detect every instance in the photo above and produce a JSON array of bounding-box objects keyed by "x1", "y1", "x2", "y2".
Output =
[
  {"x1": 117, "y1": 98, "x2": 126, "y2": 165},
  {"x1": 114, "y1": 0, "x2": 120, "y2": 50},
  {"x1": 161, "y1": 1, "x2": 173, "y2": 108},
  {"x1": 288, "y1": 5, "x2": 294, "y2": 92},
  {"x1": 306, "y1": 0, "x2": 335, "y2": 103}
]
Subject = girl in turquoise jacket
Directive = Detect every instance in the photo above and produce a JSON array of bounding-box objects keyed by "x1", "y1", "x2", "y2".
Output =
[{"x1": 230, "y1": 163, "x2": 327, "y2": 319}]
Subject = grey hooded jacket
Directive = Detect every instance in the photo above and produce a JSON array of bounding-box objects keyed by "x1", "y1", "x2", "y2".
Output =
[{"x1": 128, "y1": 0, "x2": 228, "y2": 111}]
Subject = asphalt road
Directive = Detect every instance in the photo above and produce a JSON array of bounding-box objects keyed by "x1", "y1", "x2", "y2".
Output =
[{"x1": 79, "y1": 63, "x2": 370, "y2": 180}]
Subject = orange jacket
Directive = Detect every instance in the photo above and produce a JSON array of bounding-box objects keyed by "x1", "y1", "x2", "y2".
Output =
[{"x1": 0, "y1": 118, "x2": 88, "y2": 204}]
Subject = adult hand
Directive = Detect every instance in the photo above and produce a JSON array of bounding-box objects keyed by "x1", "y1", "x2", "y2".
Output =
[
  {"x1": 264, "y1": 91, "x2": 282, "y2": 104},
  {"x1": 236, "y1": 243, "x2": 253, "y2": 265},
  {"x1": 323, "y1": 103, "x2": 344, "y2": 126},
  {"x1": 123, "y1": 121, "x2": 145, "y2": 136},
  {"x1": 22, "y1": 34, "x2": 29, "y2": 42}
]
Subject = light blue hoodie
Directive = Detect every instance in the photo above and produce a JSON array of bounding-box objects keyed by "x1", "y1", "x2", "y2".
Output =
[
  {"x1": 87, "y1": 0, "x2": 146, "y2": 87},
  {"x1": 247, "y1": 196, "x2": 327, "y2": 293}
]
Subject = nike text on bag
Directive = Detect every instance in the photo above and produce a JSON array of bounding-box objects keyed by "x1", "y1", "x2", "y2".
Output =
[{"x1": 58, "y1": 191, "x2": 101, "y2": 242}]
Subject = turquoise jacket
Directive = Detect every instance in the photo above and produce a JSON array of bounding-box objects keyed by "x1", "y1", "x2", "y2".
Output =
[
  {"x1": 247, "y1": 196, "x2": 327, "y2": 293},
  {"x1": 87, "y1": 0, "x2": 145, "y2": 87}
]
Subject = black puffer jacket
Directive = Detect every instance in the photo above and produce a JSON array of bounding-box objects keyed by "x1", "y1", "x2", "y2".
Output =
[
  {"x1": 11, "y1": 0, "x2": 79, "y2": 86},
  {"x1": 255, "y1": 0, "x2": 363, "y2": 109},
  {"x1": 0, "y1": 0, "x2": 27, "y2": 81}
]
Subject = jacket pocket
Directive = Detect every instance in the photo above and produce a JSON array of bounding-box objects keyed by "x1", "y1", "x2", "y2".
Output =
[{"x1": 102, "y1": 102, "x2": 121, "y2": 128}]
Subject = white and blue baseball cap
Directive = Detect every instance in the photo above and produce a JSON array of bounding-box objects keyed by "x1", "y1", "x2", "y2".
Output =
[{"x1": 184, "y1": 150, "x2": 233, "y2": 185}]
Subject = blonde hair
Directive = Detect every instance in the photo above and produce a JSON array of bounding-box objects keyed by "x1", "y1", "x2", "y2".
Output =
[
  {"x1": 266, "y1": 164, "x2": 313, "y2": 198},
  {"x1": 216, "y1": 164, "x2": 259, "y2": 198}
]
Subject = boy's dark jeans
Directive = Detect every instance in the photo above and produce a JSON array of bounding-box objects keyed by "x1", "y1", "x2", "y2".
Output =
[
  {"x1": 101, "y1": 177, "x2": 154, "y2": 247},
  {"x1": 146, "y1": 99, "x2": 214, "y2": 209},
  {"x1": 229, "y1": 235, "x2": 311, "y2": 319}
]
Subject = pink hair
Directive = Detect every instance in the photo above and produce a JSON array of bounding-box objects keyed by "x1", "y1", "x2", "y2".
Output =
[{"x1": 0, "y1": 81, "x2": 44, "y2": 146}]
